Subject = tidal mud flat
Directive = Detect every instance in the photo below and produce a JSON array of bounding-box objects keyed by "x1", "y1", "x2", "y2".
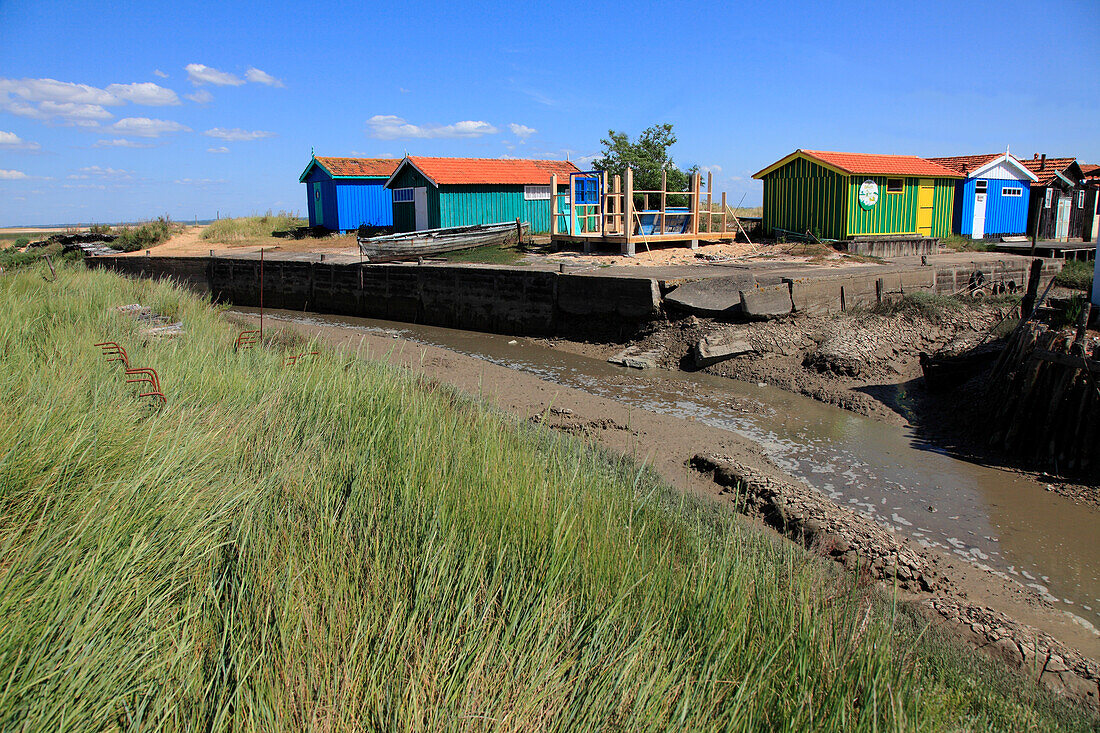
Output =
[{"x1": 230, "y1": 307, "x2": 1100, "y2": 710}]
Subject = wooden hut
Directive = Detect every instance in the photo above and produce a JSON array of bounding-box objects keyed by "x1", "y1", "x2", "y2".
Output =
[
  {"x1": 753, "y1": 150, "x2": 961, "y2": 242},
  {"x1": 1080, "y1": 163, "x2": 1099, "y2": 243},
  {"x1": 299, "y1": 156, "x2": 400, "y2": 232},
  {"x1": 384, "y1": 156, "x2": 579, "y2": 234},
  {"x1": 1017, "y1": 155, "x2": 1086, "y2": 241},
  {"x1": 927, "y1": 153, "x2": 1037, "y2": 239}
]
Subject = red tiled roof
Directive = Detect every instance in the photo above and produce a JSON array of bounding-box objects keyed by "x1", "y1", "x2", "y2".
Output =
[
  {"x1": 926, "y1": 153, "x2": 1002, "y2": 176},
  {"x1": 1017, "y1": 157, "x2": 1077, "y2": 186},
  {"x1": 315, "y1": 157, "x2": 400, "y2": 177},
  {"x1": 800, "y1": 150, "x2": 963, "y2": 178},
  {"x1": 402, "y1": 156, "x2": 581, "y2": 186},
  {"x1": 1078, "y1": 163, "x2": 1099, "y2": 179}
]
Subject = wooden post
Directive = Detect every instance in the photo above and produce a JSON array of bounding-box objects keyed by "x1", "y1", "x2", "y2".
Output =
[
  {"x1": 690, "y1": 172, "x2": 701, "y2": 242},
  {"x1": 623, "y1": 167, "x2": 635, "y2": 256},
  {"x1": 600, "y1": 170, "x2": 608, "y2": 234},
  {"x1": 550, "y1": 174, "x2": 558, "y2": 236},
  {"x1": 721, "y1": 192, "x2": 728, "y2": 234},
  {"x1": 660, "y1": 168, "x2": 667, "y2": 236},
  {"x1": 706, "y1": 171, "x2": 713, "y2": 234},
  {"x1": 613, "y1": 175, "x2": 622, "y2": 235},
  {"x1": 1022, "y1": 257, "x2": 1043, "y2": 318},
  {"x1": 515, "y1": 217, "x2": 523, "y2": 246},
  {"x1": 259, "y1": 247, "x2": 264, "y2": 339},
  {"x1": 643, "y1": 192, "x2": 649, "y2": 212}
]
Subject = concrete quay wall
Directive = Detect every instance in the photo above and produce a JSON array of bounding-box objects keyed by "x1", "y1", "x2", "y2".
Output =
[{"x1": 87, "y1": 256, "x2": 661, "y2": 336}]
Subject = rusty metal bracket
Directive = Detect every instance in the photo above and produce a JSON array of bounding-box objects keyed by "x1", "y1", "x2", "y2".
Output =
[
  {"x1": 95, "y1": 341, "x2": 130, "y2": 368},
  {"x1": 235, "y1": 330, "x2": 261, "y2": 350},
  {"x1": 125, "y1": 367, "x2": 161, "y2": 393},
  {"x1": 284, "y1": 351, "x2": 319, "y2": 367}
]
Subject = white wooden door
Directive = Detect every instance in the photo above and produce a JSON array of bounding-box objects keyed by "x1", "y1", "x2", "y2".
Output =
[
  {"x1": 413, "y1": 187, "x2": 428, "y2": 231},
  {"x1": 971, "y1": 192, "x2": 987, "y2": 240},
  {"x1": 1055, "y1": 197, "x2": 1071, "y2": 240}
]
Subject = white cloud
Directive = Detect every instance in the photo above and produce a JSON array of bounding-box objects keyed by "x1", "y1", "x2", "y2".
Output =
[
  {"x1": 94, "y1": 138, "x2": 153, "y2": 148},
  {"x1": 153, "y1": 69, "x2": 169, "y2": 78},
  {"x1": 366, "y1": 115, "x2": 498, "y2": 140},
  {"x1": 68, "y1": 166, "x2": 133, "y2": 180},
  {"x1": 703, "y1": 164, "x2": 722, "y2": 174},
  {"x1": 244, "y1": 67, "x2": 284, "y2": 87},
  {"x1": 509, "y1": 123, "x2": 536, "y2": 140},
  {"x1": 105, "y1": 82, "x2": 179, "y2": 106},
  {"x1": 0, "y1": 169, "x2": 28, "y2": 180},
  {"x1": 0, "y1": 131, "x2": 41, "y2": 151},
  {"x1": 186, "y1": 89, "x2": 213, "y2": 104},
  {"x1": 185, "y1": 63, "x2": 244, "y2": 86},
  {"x1": 110, "y1": 117, "x2": 190, "y2": 138},
  {"x1": 204, "y1": 127, "x2": 275, "y2": 141},
  {"x1": 0, "y1": 77, "x2": 117, "y2": 106},
  {"x1": 207, "y1": 146, "x2": 229, "y2": 153},
  {"x1": 175, "y1": 177, "x2": 224, "y2": 185}
]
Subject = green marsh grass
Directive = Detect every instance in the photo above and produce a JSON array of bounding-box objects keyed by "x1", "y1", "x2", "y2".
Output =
[
  {"x1": 202, "y1": 211, "x2": 305, "y2": 243},
  {"x1": 0, "y1": 264, "x2": 1093, "y2": 731}
]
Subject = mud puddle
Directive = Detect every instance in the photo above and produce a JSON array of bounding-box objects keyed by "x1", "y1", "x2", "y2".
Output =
[{"x1": 233, "y1": 307, "x2": 1100, "y2": 635}]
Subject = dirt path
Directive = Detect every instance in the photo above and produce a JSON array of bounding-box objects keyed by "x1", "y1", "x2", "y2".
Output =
[{"x1": 229, "y1": 310, "x2": 1100, "y2": 700}]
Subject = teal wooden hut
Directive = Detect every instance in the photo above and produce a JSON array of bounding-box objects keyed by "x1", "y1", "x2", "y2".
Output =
[{"x1": 384, "y1": 156, "x2": 579, "y2": 234}]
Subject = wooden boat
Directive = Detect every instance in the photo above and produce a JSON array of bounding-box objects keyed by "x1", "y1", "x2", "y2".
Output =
[{"x1": 357, "y1": 221, "x2": 528, "y2": 262}]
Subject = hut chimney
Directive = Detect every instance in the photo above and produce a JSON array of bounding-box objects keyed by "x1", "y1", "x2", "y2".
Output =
[{"x1": 1040, "y1": 154, "x2": 1046, "y2": 170}]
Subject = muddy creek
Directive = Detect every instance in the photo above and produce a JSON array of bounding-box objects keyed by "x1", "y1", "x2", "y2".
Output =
[{"x1": 236, "y1": 307, "x2": 1100, "y2": 636}]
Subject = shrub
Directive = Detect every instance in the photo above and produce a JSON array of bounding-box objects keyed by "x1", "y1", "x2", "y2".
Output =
[
  {"x1": 871, "y1": 292, "x2": 964, "y2": 322},
  {"x1": 114, "y1": 216, "x2": 173, "y2": 252},
  {"x1": 13, "y1": 237, "x2": 29, "y2": 248}
]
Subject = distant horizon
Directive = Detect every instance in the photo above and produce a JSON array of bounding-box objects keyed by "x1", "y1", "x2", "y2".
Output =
[{"x1": 2, "y1": 0, "x2": 1097, "y2": 226}]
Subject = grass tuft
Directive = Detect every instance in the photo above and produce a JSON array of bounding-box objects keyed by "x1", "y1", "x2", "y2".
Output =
[
  {"x1": 1054, "y1": 260, "x2": 1094, "y2": 292},
  {"x1": 202, "y1": 211, "x2": 306, "y2": 244}
]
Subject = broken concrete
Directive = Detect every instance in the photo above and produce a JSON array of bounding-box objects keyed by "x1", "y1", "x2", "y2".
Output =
[
  {"x1": 694, "y1": 334, "x2": 755, "y2": 368},
  {"x1": 608, "y1": 345, "x2": 660, "y2": 370},
  {"x1": 663, "y1": 273, "x2": 756, "y2": 317},
  {"x1": 739, "y1": 283, "x2": 793, "y2": 319}
]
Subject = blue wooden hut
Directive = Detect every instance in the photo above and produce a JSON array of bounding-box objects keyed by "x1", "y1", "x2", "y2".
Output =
[
  {"x1": 383, "y1": 156, "x2": 579, "y2": 234},
  {"x1": 298, "y1": 156, "x2": 400, "y2": 232},
  {"x1": 928, "y1": 153, "x2": 1037, "y2": 239}
]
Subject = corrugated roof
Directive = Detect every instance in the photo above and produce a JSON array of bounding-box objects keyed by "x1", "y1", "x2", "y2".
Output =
[
  {"x1": 400, "y1": 156, "x2": 581, "y2": 186},
  {"x1": 315, "y1": 157, "x2": 400, "y2": 177},
  {"x1": 800, "y1": 150, "x2": 963, "y2": 177},
  {"x1": 1017, "y1": 157, "x2": 1077, "y2": 186},
  {"x1": 926, "y1": 153, "x2": 1001, "y2": 176}
]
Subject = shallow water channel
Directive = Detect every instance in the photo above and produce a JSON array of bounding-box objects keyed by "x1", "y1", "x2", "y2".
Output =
[{"x1": 237, "y1": 307, "x2": 1100, "y2": 635}]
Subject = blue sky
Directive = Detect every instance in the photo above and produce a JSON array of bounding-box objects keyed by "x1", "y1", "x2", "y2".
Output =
[{"x1": 1, "y1": 0, "x2": 1097, "y2": 226}]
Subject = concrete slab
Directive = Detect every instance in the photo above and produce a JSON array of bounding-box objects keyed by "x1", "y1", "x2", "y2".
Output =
[
  {"x1": 694, "y1": 334, "x2": 755, "y2": 368},
  {"x1": 664, "y1": 274, "x2": 757, "y2": 316},
  {"x1": 739, "y1": 283, "x2": 793, "y2": 319}
]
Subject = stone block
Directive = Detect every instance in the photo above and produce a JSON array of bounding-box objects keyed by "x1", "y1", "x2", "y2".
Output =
[
  {"x1": 786, "y1": 277, "x2": 842, "y2": 316},
  {"x1": 739, "y1": 283, "x2": 792, "y2": 319}
]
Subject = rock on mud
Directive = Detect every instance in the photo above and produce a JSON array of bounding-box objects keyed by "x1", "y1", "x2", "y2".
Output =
[{"x1": 694, "y1": 334, "x2": 755, "y2": 368}]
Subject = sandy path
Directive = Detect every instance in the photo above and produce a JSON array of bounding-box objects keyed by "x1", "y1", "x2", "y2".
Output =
[
  {"x1": 229, "y1": 309, "x2": 1100, "y2": 667},
  {"x1": 122, "y1": 225, "x2": 360, "y2": 257}
]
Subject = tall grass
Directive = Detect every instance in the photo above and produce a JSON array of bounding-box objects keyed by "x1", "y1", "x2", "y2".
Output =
[
  {"x1": 0, "y1": 265, "x2": 1092, "y2": 731},
  {"x1": 202, "y1": 211, "x2": 305, "y2": 243},
  {"x1": 1055, "y1": 260, "x2": 1094, "y2": 292}
]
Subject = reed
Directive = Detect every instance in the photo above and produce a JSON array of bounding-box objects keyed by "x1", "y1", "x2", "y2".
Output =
[{"x1": 0, "y1": 263, "x2": 1091, "y2": 731}]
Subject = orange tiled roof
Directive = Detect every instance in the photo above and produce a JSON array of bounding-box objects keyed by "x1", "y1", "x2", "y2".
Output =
[
  {"x1": 315, "y1": 157, "x2": 400, "y2": 177},
  {"x1": 402, "y1": 156, "x2": 581, "y2": 186},
  {"x1": 800, "y1": 150, "x2": 963, "y2": 178},
  {"x1": 926, "y1": 153, "x2": 1003, "y2": 176},
  {"x1": 1017, "y1": 157, "x2": 1077, "y2": 186}
]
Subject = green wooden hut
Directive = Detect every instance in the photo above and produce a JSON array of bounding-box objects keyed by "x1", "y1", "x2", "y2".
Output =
[
  {"x1": 384, "y1": 156, "x2": 579, "y2": 234},
  {"x1": 753, "y1": 150, "x2": 962, "y2": 240}
]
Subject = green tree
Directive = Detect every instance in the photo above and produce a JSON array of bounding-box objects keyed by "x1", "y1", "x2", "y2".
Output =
[{"x1": 593, "y1": 123, "x2": 697, "y2": 198}]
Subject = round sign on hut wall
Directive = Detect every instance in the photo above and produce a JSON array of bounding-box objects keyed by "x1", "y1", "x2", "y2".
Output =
[{"x1": 858, "y1": 179, "x2": 879, "y2": 209}]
